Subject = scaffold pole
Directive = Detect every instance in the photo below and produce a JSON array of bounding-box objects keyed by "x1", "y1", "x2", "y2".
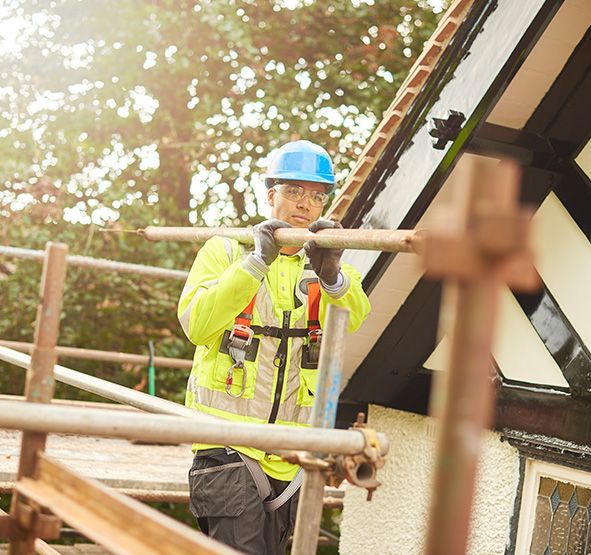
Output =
[
  {"x1": 0, "y1": 401, "x2": 388, "y2": 457},
  {"x1": 423, "y1": 158, "x2": 538, "y2": 555},
  {"x1": 0, "y1": 245, "x2": 188, "y2": 280},
  {"x1": 135, "y1": 225, "x2": 425, "y2": 254},
  {"x1": 292, "y1": 304, "x2": 349, "y2": 555},
  {"x1": 0, "y1": 340, "x2": 192, "y2": 370},
  {"x1": 9, "y1": 242, "x2": 68, "y2": 555}
]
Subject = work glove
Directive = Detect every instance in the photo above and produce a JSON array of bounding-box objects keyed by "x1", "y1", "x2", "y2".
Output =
[
  {"x1": 304, "y1": 219, "x2": 343, "y2": 286},
  {"x1": 252, "y1": 219, "x2": 292, "y2": 266}
]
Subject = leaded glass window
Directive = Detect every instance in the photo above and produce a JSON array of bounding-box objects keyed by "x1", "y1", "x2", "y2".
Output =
[{"x1": 529, "y1": 476, "x2": 591, "y2": 555}]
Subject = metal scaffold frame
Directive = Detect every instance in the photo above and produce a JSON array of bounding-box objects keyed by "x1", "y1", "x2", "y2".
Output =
[
  {"x1": 0, "y1": 156, "x2": 537, "y2": 554},
  {"x1": 0, "y1": 244, "x2": 240, "y2": 555},
  {"x1": 0, "y1": 232, "x2": 392, "y2": 554}
]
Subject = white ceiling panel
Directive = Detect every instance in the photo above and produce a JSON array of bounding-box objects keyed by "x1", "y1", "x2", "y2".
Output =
[
  {"x1": 487, "y1": 0, "x2": 591, "y2": 129},
  {"x1": 532, "y1": 192, "x2": 591, "y2": 349}
]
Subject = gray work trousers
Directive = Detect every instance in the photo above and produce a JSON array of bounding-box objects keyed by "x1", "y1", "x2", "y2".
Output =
[{"x1": 188, "y1": 448, "x2": 299, "y2": 555}]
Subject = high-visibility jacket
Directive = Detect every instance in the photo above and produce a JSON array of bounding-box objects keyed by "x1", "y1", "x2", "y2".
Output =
[{"x1": 178, "y1": 235, "x2": 371, "y2": 480}]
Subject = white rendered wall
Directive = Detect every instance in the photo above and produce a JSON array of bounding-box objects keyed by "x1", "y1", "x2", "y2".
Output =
[{"x1": 339, "y1": 406, "x2": 520, "y2": 555}]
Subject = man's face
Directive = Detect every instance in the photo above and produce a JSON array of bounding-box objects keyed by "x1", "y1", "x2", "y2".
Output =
[{"x1": 267, "y1": 180, "x2": 327, "y2": 228}]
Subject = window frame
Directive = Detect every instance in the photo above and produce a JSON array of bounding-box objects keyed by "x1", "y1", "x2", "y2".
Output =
[{"x1": 514, "y1": 458, "x2": 591, "y2": 554}]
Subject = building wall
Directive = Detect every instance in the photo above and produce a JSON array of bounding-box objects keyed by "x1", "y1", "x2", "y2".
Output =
[{"x1": 339, "y1": 406, "x2": 520, "y2": 555}]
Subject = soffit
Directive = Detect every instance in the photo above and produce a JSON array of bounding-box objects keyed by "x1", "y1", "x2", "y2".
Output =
[{"x1": 487, "y1": 0, "x2": 591, "y2": 129}]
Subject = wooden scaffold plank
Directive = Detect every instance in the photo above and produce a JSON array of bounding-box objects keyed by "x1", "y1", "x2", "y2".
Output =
[{"x1": 15, "y1": 454, "x2": 237, "y2": 555}]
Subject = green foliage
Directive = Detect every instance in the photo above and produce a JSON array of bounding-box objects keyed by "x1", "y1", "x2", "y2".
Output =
[
  {"x1": 0, "y1": 206, "x2": 196, "y2": 401},
  {"x1": 1, "y1": 0, "x2": 443, "y2": 224}
]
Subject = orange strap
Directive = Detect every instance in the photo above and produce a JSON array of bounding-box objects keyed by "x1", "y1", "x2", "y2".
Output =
[
  {"x1": 306, "y1": 281, "x2": 321, "y2": 342},
  {"x1": 232, "y1": 296, "x2": 257, "y2": 339}
]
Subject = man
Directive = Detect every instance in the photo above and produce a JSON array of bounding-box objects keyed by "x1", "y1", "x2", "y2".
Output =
[{"x1": 178, "y1": 140, "x2": 370, "y2": 554}]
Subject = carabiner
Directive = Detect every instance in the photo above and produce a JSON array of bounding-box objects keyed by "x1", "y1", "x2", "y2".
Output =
[{"x1": 225, "y1": 362, "x2": 247, "y2": 398}]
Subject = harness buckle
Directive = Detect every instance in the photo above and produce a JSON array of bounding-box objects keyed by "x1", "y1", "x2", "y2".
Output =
[
  {"x1": 307, "y1": 329, "x2": 323, "y2": 344},
  {"x1": 301, "y1": 329, "x2": 322, "y2": 367},
  {"x1": 224, "y1": 325, "x2": 254, "y2": 399},
  {"x1": 229, "y1": 324, "x2": 254, "y2": 346}
]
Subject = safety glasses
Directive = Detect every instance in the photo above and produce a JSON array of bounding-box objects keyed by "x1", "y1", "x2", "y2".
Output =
[{"x1": 272, "y1": 183, "x2": 329, "y2": 208}]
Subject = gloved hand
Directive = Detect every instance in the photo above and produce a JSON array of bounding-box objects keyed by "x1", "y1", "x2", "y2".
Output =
[
  {"x1": 252, "y1": 219, "x2": 292, "y2": 265},
  {"x1": 304, "y1": 219, "x2": 343, "y2": 286}
]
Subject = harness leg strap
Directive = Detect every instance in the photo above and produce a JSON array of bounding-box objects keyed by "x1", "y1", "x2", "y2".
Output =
[{"x1": 238, "y1": 452, "x2": 303, "y2": 512}]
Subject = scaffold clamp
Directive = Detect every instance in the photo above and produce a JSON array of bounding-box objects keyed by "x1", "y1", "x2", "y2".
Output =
[{"x1": 334, "y1": 413, "x2": 385, "y2": 501}]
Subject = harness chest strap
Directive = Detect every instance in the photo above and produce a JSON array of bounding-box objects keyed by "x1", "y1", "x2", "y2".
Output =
[
  {"x1": 231, "y1": 296, "x2": 257, "y2": 339},
  {"x1": 225, "y1": 291, "x2": 319, "y2": 390},
  {"x1": 230, "y1": 283, "x2": 322, "y2": 344},
  {"x1": 225, "y1": 297, "x2": 256, "y2": 397}
]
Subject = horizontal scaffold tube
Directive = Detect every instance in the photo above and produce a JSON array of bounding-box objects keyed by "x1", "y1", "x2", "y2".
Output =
[
  {"x1": 0, "y1": 341, "x2": 192, "y2": 370},
  {"x1": 0, "y1": 346, "x2": 210, "y2": 421},
  {"x1": 0, "y1": 245, "x2": 188, "y2": 280},
  {"x1": 0, "y1": 347, "x2": 389, "y2": 454},
  {"x1": 138, "y1": 226, "x2": 425, "y2": 254},
  {"x1": 0, "y1": 401, "x2": 388, "y2": 456}
]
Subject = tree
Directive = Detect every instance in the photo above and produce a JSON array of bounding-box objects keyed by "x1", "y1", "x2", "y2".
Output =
[
  {"x1": 0, "y1": 1, "x2": 445, "y2": 546},
  {"x1": 1, "y1": 0, "x2": 443, "y2": 225}
]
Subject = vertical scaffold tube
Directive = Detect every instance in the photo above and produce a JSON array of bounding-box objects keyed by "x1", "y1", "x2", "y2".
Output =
[
  {"x1": 291, "y1": 305, "x2": 349, "y2": 555},
  {"x1": 10, "y1": 242, "x2": 68, "y2": 555}
]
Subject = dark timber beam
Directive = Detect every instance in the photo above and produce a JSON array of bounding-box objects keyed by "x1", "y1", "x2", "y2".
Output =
[
  {"x1": 502, "y1": 429, "x2": 591, "y2": 472},
  {"x1": 496, "y1": 385, "x2": 591, "y2": 446},
  {"x1": 513, "y1": 279, "x2": 591, "y2": 398},
  {"x1": 552, "y1": 162, "x2": 591, "y2": 243},
  {"x1": 466, "y1": 123, "x2": 562, "y2": 167}
]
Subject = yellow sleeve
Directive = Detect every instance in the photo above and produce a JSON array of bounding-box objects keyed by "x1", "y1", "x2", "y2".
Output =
[
  {"x1": 318, "y1": 262, "x2": 371, "y2": 334},
  {"x1": 177, "y1": 236, "x2": 262, "y2": 346}
]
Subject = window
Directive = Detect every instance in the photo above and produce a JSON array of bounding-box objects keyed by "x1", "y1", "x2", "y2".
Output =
[{"x1": 515, "y1": 460, "x2": 591, "y2": 554}]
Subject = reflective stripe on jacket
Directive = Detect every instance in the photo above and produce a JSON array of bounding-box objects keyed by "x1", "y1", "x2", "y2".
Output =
[{"x1": 178, "y1": 235, "x2": 371, "y2": 479}]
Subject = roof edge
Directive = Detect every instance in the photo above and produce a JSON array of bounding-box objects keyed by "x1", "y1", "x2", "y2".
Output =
[{"x1": 327, "y1": 0, "x2": 476, "y2": 220}]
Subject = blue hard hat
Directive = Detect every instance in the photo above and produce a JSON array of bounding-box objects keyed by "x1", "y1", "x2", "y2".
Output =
[{"x1": 265, "y1": 140, "x2": 335, "y2": 193}]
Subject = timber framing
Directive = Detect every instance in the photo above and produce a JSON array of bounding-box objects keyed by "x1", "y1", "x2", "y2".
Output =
[
  {"x1": 513, "y1": 279, "x2": 591, "y2": 398},
  {"x1": 360, "y1": 0, "x2": 565, "y2": 294},
  {"x1": 502, "y1": 429, "x2": 591, "y2": 473}
]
